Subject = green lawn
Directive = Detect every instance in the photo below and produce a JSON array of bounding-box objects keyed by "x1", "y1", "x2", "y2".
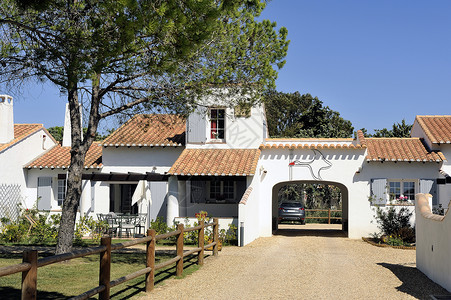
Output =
[{"x1": 0, "y1": 249, "x2": 202, "y2": 299}]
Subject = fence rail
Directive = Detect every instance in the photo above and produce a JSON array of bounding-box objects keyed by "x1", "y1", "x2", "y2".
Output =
[
  {"x1": 305, "y1": 209, "x2": 342, "y2": 224},
  {"x1": 0, "y1": 218, "x2": 220, "y2": 300}
]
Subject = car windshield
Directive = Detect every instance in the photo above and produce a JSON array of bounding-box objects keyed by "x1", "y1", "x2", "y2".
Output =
[{"x1": 280, "y1": 202, "x2": 303, "y2": 207}]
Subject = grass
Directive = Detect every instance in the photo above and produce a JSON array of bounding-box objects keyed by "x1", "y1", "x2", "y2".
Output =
[{"x1": 0, "y1": 246, "x2": 204, "y2": 299}]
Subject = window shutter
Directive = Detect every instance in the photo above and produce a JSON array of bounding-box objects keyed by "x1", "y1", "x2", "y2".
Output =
[
  {"x1": 420, "y1": 179, "x2": 438, "y2": 205},
  {"x1": 149, "y1": 182, "x2": 168, "y2": 222},
  {"x1": 187, "y1": 107, "x2": 207, "y2": 144},
  {"x1": 371, "y1": 178, "x2": 387, "y2": 205},
  {"x1": 37, "y1": 177, "x2": 52, "y2": 210}
]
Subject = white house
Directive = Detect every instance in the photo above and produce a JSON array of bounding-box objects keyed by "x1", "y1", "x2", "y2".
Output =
[
  {"x1": 1, "y1": 92, "x2": 450, "y2": 246},
  {"x1": 0, "y1": 95, "x2": 57, "y2": 219}
]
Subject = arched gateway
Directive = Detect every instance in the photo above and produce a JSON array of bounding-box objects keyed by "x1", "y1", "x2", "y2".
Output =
[{"x1": 271, "y1": 180, "x2": 349, "y2": 234}]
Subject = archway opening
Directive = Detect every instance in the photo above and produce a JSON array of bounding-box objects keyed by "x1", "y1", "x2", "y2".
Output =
[{"x1": 272, "y1": 180, "x2": 349, "y2": 237}]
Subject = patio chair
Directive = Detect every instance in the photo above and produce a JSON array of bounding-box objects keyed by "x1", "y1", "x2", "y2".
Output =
[
  {"x1": 118, "y1": 215, "x2": 137, "y2": 238},
  {"x1": 104, "y1": 213, "x2": 119, "y2": 237},
  {"x1": 134, "y1": 213, "x2": 147, "y2": 237}
]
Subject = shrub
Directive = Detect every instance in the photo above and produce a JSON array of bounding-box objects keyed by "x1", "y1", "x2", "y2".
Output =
[
  {"x1": 375, "y1": 206, "x2": 414, "y2": 245},
  {"x1": 150, "y1": 217, "x2": 169, "y2": 235},
  {"x1": 74, "y1": 216, "x2": 107, "y2": 245}
]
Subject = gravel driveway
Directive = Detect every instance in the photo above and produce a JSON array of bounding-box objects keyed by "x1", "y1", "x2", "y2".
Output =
[{"x1": 141, "y1": 224, "x2": 450, "y2": 300}]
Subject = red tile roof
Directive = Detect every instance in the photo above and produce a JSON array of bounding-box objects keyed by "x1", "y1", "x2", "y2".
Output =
[
  {"x1": 415, "y1": 115, "x2": 451, "y2": 144},
  {"x1": 366, "y1": 138, "x2": 444, "y2": 162},
  {"x1": 102, "y1": 114, "x2": 186, "y2": 147},
  {"x1": 0, "y1": 124, "x2": 44, "y2": 152},
  {"x1": 26, "y1": 142, "x2": 103, "y2": 169},
  {"x1": 168, "y1": 149, "x2": 261, "y2": 176}
]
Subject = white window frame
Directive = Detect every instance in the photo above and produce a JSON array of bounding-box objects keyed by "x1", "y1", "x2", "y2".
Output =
[
  {"x1": 388, "y1": 179, "x2": 417, "y2": 203},
  {"x1": 208, "y1": 108, "x2": 226, "y2": 142}
]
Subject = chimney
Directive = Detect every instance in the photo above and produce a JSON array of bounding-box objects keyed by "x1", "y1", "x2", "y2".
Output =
[
  {"x1": 62, "y1": 103, "x2": 82, "y2": 147},
  {"x1": 0, "y1": 95, "x2": 14, "y2": 144}
]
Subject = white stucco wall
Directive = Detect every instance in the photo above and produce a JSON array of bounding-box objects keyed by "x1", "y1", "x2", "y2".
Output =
[
  {"x1": 254, "y1": 147, "x2": 368, "y2": 238},
  {"x1": 186, "y1": 105, "x2": 266, "y2": 150},
  {"x1": 416, "y1": 193, "x2": 451, "y2": 293},
  {"x1": 1, "y1": 129, "x2": 57, "y2": 207},
  {"x1": 102, "y1": 146, "x2": 183, "y2": 174},
  {"x1": 238, "y1": 176, "x2": 261, "y2": 245}
]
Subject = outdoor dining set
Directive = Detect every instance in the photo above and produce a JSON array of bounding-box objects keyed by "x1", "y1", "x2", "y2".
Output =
[{"x1": 97, "y1": 213, "x2": 147, "y2": 238}]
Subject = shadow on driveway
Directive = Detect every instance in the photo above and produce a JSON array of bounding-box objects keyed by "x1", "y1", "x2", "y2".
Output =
[
  {"x1": 378, "y1": 262, "x2": 451, "y2": 299},
  {"x1": 275, "y1": 223, "x2": 346, "y2": 237}
]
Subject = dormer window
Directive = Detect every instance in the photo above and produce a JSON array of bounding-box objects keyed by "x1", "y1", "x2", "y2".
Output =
[{"x1": 209, "y1": 108, "x2": 225, "y2": 140}]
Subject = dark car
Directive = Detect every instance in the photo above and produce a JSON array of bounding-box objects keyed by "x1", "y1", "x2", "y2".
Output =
[{"x1": 278, "y1": 202, "x2": 305, "y2": 224}]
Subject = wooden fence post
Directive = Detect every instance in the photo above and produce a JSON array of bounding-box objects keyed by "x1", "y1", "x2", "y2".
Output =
[
  {"x1": 99, "y1": 236, "x2": 111, "y2": 300},
  {"x1": 212, "y1": 218, "x2": 219, "y2": 256},
  {"x1": 22, "y1": 250, "x2": 37, "y2": 300},
  {"x1": 198, "y1": 220, "x2": 204, "y2": 266},
  {"x1": 176, "y1": 224, "x2": 184, "y2": 277},
  {"x1": 328, "y1": 209, "x2": 331, "y2": 224},
  {"x1": 146, "y1": 229, "x2": 156, "y2": 293}
]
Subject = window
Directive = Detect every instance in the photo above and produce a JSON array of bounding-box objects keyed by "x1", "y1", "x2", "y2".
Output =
[
  {"x1": 57, "y1": 179, "x2": 66, "y2": 206},
  {"x1": 208, "y1": 180, "x2": 235, "y2": 201},
  {"x1": 389, "y1": 180, "x2": 415, "y2": 201},
  {"x1": 209, "y1": 108, "x2": 225, "y2": 140}
]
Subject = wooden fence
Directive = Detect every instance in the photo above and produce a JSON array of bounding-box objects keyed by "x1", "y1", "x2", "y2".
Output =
[
  {"x1": 305, "y1": 209, "x2": 342, "y2": 224},
  {"x1": 0, "y1": 218, "x2": 220, "y2": 300}
]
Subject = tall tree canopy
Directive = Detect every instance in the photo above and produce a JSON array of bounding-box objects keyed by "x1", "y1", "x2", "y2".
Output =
[
  {"x1": 360, "y1": 119, "x2": 412, "y2": 138},
  {"x1": 0, "y1": 0, "x2": 289, "y2": 253},
  {"x1": 263, "y1": 90, "x2": 354, "y2": 138}
]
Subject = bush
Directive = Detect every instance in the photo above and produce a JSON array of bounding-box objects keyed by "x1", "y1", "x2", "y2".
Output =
[
  {"x1": 74, "y1": 216, "x2": 108, "y2": 245},
  {"x1": 149, "y1": 216, "x2": 169, "y2": 235},
  {"x1": 375, "y1": 206, "x2": 414, "y2": 245}
]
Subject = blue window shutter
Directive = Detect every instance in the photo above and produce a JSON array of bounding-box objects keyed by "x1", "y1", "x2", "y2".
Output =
[
  {"x1": 37, "y1": 177, "x2": 52, "y2": 210},
  {"x1": 149, "y1": 182, "x2": 168, "y2": 222},
  {"x1": 187, "y1": 107, "x2": 207, "y2": 144},
  {"x1": 371, "y1": 178, "x2": 387, "y2": 204},
  {"x1": 420, "y1": 179, "x2": 438, "y2": 205}
]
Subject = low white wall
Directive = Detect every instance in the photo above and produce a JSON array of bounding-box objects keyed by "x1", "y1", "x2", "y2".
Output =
[{"x1": 415, "y1": 193, "x2": 451, "y2": 293}]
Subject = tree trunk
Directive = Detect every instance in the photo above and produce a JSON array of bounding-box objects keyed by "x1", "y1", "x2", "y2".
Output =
[
  {"x1": 55, "y1": 87, "x2": 86, "y2": 255},
  {"x1": 55, "y1": 79, "x2": 101, "y2": 255}
]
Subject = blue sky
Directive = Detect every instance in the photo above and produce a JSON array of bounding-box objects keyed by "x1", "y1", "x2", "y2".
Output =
[{"x1": 9, "y1": 0, "x2": 451, "y2": 133}]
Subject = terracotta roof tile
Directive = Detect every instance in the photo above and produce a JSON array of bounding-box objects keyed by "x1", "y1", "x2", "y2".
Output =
[
  {"x1": 366, "y1": 138, "x2": 443, "y2": 162},
  {"x1": 416, "y1": 115, "x2": 451, "y2": 144},
  {"x1": 102, "y1": 114, "x2": 185, "y2": 147},
  {"x1": 356, "y1": 130, "x2": 367, "y2": 147},
  {"x1": 0, "y1": 124, "x2": 43, "y2": 152},
  {"x1": 168, "y1": 149, "x2": 260, "y2": 176},
  {"x1": 26, "y1": 142, "x2": 102, "y2": 169}
]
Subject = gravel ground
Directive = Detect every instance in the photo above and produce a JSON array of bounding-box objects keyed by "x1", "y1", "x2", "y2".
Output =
[{"x1": 140, "y1": 224, "x2": 450, "y2": 300}]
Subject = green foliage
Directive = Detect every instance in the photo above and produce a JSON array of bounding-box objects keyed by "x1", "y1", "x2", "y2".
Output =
[
  {"x1": 0, "y1": 202, "x2": 107, "y2": 245},
  {"x1": 360, "y1": 119, "x2": 413, "y2": 138},
  {"x1": 149, "y1": 217, "x2": 170, "y2": 236},
  {"x1": 375, "y1": 207, "x2": 415, "y2": 245},
  {"x1": 264, "y1": 91, "x2": 354, "y2": 138},
  {"x1": 74, "y1": 216, "x2": 107, "y2": 245},
  {"x1": 0, "y1": 203, "x2": 59, "y2": 244},
  {"x1": 47, "y1": 126, "x2": 64, "y2": 142},
  {"x1": 219, "y1": 223, "x2": 238, "y2": 245}
]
